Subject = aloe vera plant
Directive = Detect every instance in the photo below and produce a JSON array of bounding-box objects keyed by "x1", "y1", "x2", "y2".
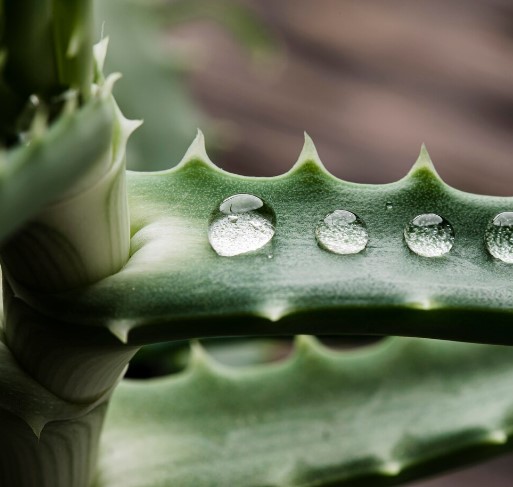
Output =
[{"x1": 2, "y1": 2, "x2": 513, "y2": 487}]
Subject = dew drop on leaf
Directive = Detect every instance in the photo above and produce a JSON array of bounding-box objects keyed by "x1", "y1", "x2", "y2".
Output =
[
  {"x1": 404, "y1": 213, "x2": 454, "y2": 257},
  {"x1": 315, "y1": 210, "x2": 368, "y2": 255},
  {"x1": 208, "y1": 194, "x2": 276, "y2": 257},
  {"x1": 485, "y1": 212, "x2": 513, "y2": 263}
]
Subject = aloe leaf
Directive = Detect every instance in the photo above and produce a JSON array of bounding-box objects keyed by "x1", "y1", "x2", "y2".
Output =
[
  {"x1": 0, "y1": 0, "x2": 94, "y2": 143},
  {"x1": 0, "y1": 96, "x2": 113, "y2": 243},
  {"x1": 95, "y1": 337, "x2": 513, "y2": 487},
  {"x1": 17, "y1": 134, "x2": 513, "y2": 346},
  {"x1": 0, "y1": 328, "x2": 110, "y2": 487},
  {"x1": 0, "y1": 327, "x2": 112, "y2": 437},
  {"x1": 1, "y1": 0, "x2": 93, "y2": 99}
]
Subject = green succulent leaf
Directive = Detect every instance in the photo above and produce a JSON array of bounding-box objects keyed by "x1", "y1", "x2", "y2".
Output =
[
  {"x1": 17, "y1": 134, "x2": 513, "y2": 346},
  {"x1": 0, "y1": 96, "x2": 113, "y2": 243},
  {"x1": 95, "y1": 337, "x2": 513, "y2": 487},
  {"x1": 0, "y1": 326, "x2": 112, "y2": 437},
  {"x1": 0, "y1": 0, "x2": 95, "y2": 143}
]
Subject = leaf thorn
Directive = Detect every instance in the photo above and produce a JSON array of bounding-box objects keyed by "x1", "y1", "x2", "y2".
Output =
[
  {"x1": 175, "y1": 129, "x2": 215, "y2": 170},
  {"x1": 289, "y1": 132, "x2": 326, "y2": 174}
]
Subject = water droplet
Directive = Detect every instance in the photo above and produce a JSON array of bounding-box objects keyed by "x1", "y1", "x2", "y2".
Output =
[
  {"x1": 209, "y1": 194, "x2": 276, "y2": 257},
  {"x1": 404, "y1": 213, "x2": 454, "y2": 257},
  {"x1": 315, "y1": 210, "x2": 368, "y2": 254},
  {"x1": 485, "y1": 212, "x2": 513, "y2": 263},
  {"x1": 386, "y1": 201, "x2": 393, "y2": 210}
]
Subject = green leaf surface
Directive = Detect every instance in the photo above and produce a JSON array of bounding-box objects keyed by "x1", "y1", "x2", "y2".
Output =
[
  {"x1": 0, "y1": 327, "x2": 112, "y2": 437},
  {"x1": 0, "y1": 96, "x2": 113, "y2": 243},
  {"x1": 2, "y1": 0, "x2": 93, "y2": 99},
  {"x1": 96, "y1": 337, "x2": 513, "y2": 487},
  {"x1": 19, "y1": 135, "x2": 513, "y2": 346}
]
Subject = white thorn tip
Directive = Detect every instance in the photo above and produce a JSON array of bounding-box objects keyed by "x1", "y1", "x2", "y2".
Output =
[
  {"x1": 294, "y1": 334, "x2": 320, "y2": 351},
  {"x1": 380, "y1": 461, "x2": 401, "y2": 476},
  {"x1": 487, "y1": 430, "x2": 507, "y2": 444},
  {"x1": 101, "y1": 72, "x2": 122, "y2": 97},
  {"x1": 177, "y1": 129, "x2": 214, "y2": 167},
  {"x1": 407, "y1": 144, "x2": 440, "y2": 178},
  {"x1": 107, "y1": 320, "x2": 130, "y2": 344},
  {"x1": 122, "y1": 118, "x2": 143, "y2": 137},
  {"x1": 93, "y1": 37, "x2": 110, "y2": 72},
  {"x1": 410, "y1": 298, "x2": 434, "y2": 310},
  {"x1": 188, "y1": 341, "x2": 213, "y2": 369},
  {"x1": 261, "y1": 302, "x2": 288, "y2": 322},
  {"x1": 28, "y1": 416, "x2": 46, "y2": 439},
  {"x1": 291, "y1": 132, "x2": 324, "y2": 171}
]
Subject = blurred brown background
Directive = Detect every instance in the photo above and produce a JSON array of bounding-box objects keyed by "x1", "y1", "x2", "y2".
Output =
[
  {"x1": 168, "y1": 0, "x2": 513, "y2": 197},
  {"x1": 163, "y1": 0, "x2": 513, "y2": 485}
]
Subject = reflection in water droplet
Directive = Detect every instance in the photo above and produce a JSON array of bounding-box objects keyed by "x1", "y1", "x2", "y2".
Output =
[
  {"x1": 315, "y1": 210, "x2": 368, "y2": 255},
  {"x1": 404, "y1": 213, "x2": 454, "y2": 257},
  {"x1": 386, "y1": 201, "x2": 393, "y2": 210},
  {"x1": 209, "y1": 194, "x2": 275, "y2": 256},
  {"x1": 485, "y1": 212, "x2": 513, "y2": 263}
]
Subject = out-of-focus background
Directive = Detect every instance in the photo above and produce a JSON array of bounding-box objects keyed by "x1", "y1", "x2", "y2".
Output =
[
  {"x1": 99, "y1": 0, "x2": 513, "y2": 485},
  {"x1": 102, "y1": 0, "x2": 513, "y2": 196}
]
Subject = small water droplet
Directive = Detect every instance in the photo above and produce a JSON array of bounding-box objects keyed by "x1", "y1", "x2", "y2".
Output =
[
  {"x1": 386, "y1": 201, "x2": 393, "y2": 210},
  {"x1": 485, "y1": 212, "x2": 513, "y2": 263},
  {"x1": 209, "y1": 194, "x2": 276, "y2": 257},
  {"x1": 315, "y1": 210, "x2": 368, "y2": 255},
  {"x1": 404, "y1": 213, "x2": 454, "y2": 257}
]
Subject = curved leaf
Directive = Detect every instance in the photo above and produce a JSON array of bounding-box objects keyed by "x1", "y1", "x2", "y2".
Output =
[
  {"x1": 18, "y1": 135, "x2": 513, "y2": 346},
  {"x1": 95, "y1": 337, "x2": 513, "y2": 487},
  {"x1": 0, "y1": 97, "x2": 114, "y2": 243}
]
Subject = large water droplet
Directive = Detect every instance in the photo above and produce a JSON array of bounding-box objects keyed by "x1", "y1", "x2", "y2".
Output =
[
  {"x1": 404, "y1": 213, "x2": 454, "y2": 257},
  {"x1": 485, "y1": 212, "x2": 513, "y2": 263},
  {"x1": 208, "y1": 194, "x2": 276, "y2": 256},
  {"x1": 315, "y1": 210, "x2": 368, "y2": 255}
]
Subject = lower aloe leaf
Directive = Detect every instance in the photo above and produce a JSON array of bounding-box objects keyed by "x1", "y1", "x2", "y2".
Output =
[
  {"x1": 17, "y1": 134, "x2": 513, "y2": 345},
  {"x1": 95, "y1": 337, "x2": 513, "y2": 487}
]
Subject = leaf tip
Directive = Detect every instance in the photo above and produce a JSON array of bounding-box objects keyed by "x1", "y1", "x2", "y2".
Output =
[
  {"x1": 289, "y1": 132, "x2": 326, "y2": 174},
  {"x1": 26, "y1": 415, "x2": 46, "y2": 440},
  {"x1": 122, "y1": 117, "x2": 143, "y2": 138},
  {"x1": 107, "y1": 320, "x2": 131, "y2": 344},
  {"x1": 176, "y1": 129, "x2": 215, "y2": 170},
  {"x1": 485, "y1": 430, "x2": 508, "y2": 445},
  {"x1": 408, "y1": 297, "x2": 436, "y2": 311},
  {"x1": 100, "y1": 72, "x2": 122, "y2": 98},
  {"x1": 93, "y1": 37, "x2": 110, "y2": 74},
  {"x1": 259, "y1": 301, "x2": 289, "y2": 322},
  {"x1": 187, "y1": 340, "x2": 215, "y2": 372},
  {"x1": 406, "y1": 144, "x2": 442, "y2": 181},
  {"x1": 379, "y1": 461, "x2": 402, "y2": 476},
  {"x1": 293, "y1": 334, "x2": 322, "y2": 356}
]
